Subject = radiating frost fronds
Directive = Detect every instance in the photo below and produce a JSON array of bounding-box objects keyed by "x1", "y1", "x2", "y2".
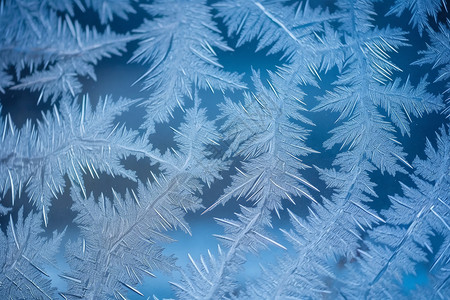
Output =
[
  {"x1": 215, "y1": 0, "x2": 340, "y2": 85},
  {"x1": 43, "y1": 0, "x2": 84, "y2": 16},
  {"x1": 62, "y1": 183, "x2": 198, "y2": 299},
  {"x1": 84, "y1": 0, "x2": 136, "y2": 24},
  {"x1": 0, "y1": 208, "x2": 64, "y2": 299},
  {"x1": 131, "y1": 0, "x2": 245, "y2": 129},
  {"x1": 167, "y1": 79, "x2": 301, "y2": 298},
  {"x1": 340, "y1": 126, "x2": 449, "y2": 299},
  {"x1": 62, "y1": 104, "x2": 224, "y2": 299},
  {"x1": 0, "y1": 71, "x2": 12, "y2": 93},
  {"x1": 415, "y1": 20, "x2": 450, "y2": 85},
  {"x1": 0, "y1": 96, "x2": 148, "y2": 222},
  {"x1": 166, "y1": 106, "x2": 226, "y2": 187},
  {"x1": 253, "y1": 3, "x2": 445, "y2": 291},
  {"x1": 415, "y1": 20, "x2": 450, "y2": 116},
  {"x1": 206, "y1": 70, "x2": 317, "y2": 215},
  {"x1": 0, "y1": 0, "x2": 448, "y2": 298},
  {"x1": 387, "y1": 0, "x2": 447, "y2": 35},
  {"x1": 173, "y1": 204, "x2": 285, "y2": 300},
  {"x1": 12, "y1": 24, "x2": 133, "y2": 103},
  {"x1": 330, "y1": 0, "x2": 410, "y2": 84},
  {"x1": 315, "y1": 0, "x2": 443, "y2": 175},
  {"x1": 0, "y1": 1, "x2": 134, "y2": 103},
  {"x1": 243, "y1": 158, "x2": 386, "y2": 299},
  {"x1": 173, "y1": 70, "x2": 315, "y2": 299}
]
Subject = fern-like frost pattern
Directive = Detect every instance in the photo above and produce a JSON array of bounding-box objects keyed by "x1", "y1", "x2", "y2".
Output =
[{"x1": 0, "y1": 0, "x2": 448, "y2": 299}]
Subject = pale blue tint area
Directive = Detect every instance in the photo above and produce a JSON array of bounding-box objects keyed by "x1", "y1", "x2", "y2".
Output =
[{"x1": 0, "y1": 0, "x2": 448, "y2": 299}]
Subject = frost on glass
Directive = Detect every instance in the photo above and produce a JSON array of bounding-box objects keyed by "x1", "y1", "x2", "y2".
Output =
[{"x1": 0, "y1": 0, "x2": 448, "y2": 299}]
